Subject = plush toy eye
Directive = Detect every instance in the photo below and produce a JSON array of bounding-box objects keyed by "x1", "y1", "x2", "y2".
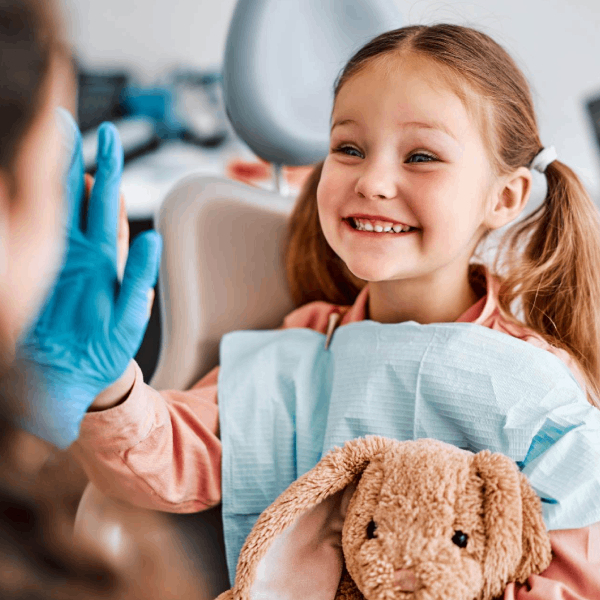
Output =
[
  {"x1": 452, "y1": 530, "x2": 469, "y2": 548},
  {"x1": 366, "y1": 519, "x2": 377, "y2": 539}
]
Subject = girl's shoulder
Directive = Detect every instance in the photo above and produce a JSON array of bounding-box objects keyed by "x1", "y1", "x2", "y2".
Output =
[{"x1": 477, "y1": 278, "x2": 587, "y2": 391}]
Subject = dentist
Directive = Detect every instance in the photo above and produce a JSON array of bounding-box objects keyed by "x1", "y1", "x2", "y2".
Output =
[{"x1": 0, "y1": 0, "x2": 161, "y2": 449}]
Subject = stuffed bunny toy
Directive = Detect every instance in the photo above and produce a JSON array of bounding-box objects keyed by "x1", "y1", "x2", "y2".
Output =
[{"x1": 217, "y1": 437, "x2": 552, "y2": 600}]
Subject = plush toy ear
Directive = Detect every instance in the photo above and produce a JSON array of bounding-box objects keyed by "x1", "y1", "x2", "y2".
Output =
[
  {"x1": 473, "y1": 451, "x2": 553, "y2": 600},
  {"x1": 512, "y1": 472, "x2": 553, "y2": 582},
  {"x1": 472, "y1": 450, "x2": 528, "y2": 600},
  {"x1": 230, "y1": 436, "x2": 392, "y2": 600}
]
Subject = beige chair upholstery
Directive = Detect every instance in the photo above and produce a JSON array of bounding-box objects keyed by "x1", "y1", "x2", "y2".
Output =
[
  {"x1": 74, "y1": 175, "x2": 295, "y2": 596},
  {"x1": 151, "y1": 175, "x2": 295, "y2": 390}
]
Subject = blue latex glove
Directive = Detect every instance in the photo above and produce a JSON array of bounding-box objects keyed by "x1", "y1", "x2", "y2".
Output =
[{"x1": 15, "y1": 109, "x2": 162, "y2": 448}]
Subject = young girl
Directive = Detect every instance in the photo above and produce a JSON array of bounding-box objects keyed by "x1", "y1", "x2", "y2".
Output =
[{"x1": 69, "y1": 24, "x2": 600, "y2": 598}]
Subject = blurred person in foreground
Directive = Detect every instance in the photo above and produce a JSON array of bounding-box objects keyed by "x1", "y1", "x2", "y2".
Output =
[{"x1": 0, "y1": 1, "x2": 205, "y2": 597}]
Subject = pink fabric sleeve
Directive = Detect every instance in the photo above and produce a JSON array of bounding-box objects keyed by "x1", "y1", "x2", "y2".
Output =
[
  {"x1": 70, "y1": 302, "x2": 339, "y2": 513},
  {"x1": 71, "y1": 361, "x2": 222, "y2": 512},
  {"x1": 503, "y1": 524, "x2": 600, "y2": 599}
]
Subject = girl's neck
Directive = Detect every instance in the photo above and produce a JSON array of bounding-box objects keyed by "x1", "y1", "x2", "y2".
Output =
[{"x1": 367, "y1": 264, "x2": 481, "y2": 325}]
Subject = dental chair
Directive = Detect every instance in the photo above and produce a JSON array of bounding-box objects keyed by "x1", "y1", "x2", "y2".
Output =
[{"x1": 73, "y1": 1, "x2": 401, "y2": 595}]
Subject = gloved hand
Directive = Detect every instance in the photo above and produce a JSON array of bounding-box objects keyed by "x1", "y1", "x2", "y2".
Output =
[{"x1": 15, "y1": 109, "x2": 162, "y2": 448}]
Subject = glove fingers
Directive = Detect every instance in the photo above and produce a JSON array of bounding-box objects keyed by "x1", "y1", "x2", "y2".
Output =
[
  {"x1": 115, "y1": 231, "x2": 162, "y2": 349},
  {"x1": 56, "y1": 107, "x2": 85, "y2": 234},
  {"x1": 86, "y1": 123, "x2": 124, "y2": 265}
]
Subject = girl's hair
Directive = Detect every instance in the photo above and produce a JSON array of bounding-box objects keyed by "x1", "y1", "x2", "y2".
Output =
[
  {"x1": 286, "y1": 24, "x2": 600, "y2": 404},
  {"x1": 286, "y1": 161, "x2": 364, "y2": 305},
  {"x1": 0, "y1": 0, "x2": 65, "y2": 193}
]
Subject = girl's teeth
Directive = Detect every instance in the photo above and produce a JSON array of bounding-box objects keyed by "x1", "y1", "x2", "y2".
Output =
[{"x1": 351, "y1": 218, "x2": 413, "y2": 233}]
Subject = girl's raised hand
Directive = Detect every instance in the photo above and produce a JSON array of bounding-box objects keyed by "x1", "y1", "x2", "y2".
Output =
[
  {"x1": 84, "y1": 173, "x2": 130, "y2": 280},
  {"x1": 15, "y1": 110, "x2": 162, "y2": 449}
]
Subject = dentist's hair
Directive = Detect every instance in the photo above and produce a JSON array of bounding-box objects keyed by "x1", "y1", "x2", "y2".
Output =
[
  {"x1": 0, "y1": 4, "x2": 122, "y2": 599},
  {"x1": 286, "y1": 24, "x2": 600, "y2": 405},
  {"x1": 0, "y1": 0, "x2": 66, "y2": 194}
]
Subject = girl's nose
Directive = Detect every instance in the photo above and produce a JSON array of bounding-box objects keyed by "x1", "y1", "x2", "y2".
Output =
[
  {"x1": 354, "y1": 161, "x2": 398, "y2": 200},
  {"x1": 393, "y1": 568, "x2": 417, "y2": 592}
]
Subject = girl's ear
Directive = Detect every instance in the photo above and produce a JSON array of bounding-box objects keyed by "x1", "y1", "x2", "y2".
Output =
[
  {"x1": 486, "y1": 166, "x2": 532, "y2": 231},
  {"x1": 229, "y1": 436, "x2": 392, "y2": 600}
]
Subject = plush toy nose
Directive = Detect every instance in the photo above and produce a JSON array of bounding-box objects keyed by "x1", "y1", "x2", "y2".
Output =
[{"x1": 393, "y1": 568, "x2": 417, "y2": 592}]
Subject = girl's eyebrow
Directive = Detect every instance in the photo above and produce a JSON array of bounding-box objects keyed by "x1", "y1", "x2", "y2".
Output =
[
  {"x1": 330, "y1": 118, "x2": 457, "y2": 142},
  {"x1": 330, "y1": 118, "x2": 356, "y2": 132},
  {"x1": 403, "y1": 121, "x2": 457, "y2": 141}
]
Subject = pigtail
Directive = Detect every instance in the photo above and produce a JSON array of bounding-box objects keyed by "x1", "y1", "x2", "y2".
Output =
[
  {"x1": 496, "y1": 160, "x2": 600, "y2": 405},
  {"x1": 285, "y1": 161, "x2": 364, "y2": 307}
]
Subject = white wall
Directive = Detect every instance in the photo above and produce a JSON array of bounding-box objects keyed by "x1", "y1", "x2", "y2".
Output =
[
  {"x1": 59, "y1": 0, "x2": 239, "y2": 77},
  {"x1": 60, "y1": 0, "x2": 600, "y2": 198}
]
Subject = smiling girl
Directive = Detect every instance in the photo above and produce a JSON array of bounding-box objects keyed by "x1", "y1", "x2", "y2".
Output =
[{"x1": 71, "y1": 24, "x2": 600, "y2": 598}]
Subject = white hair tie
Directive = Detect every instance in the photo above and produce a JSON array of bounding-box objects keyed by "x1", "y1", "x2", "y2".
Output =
[{"x1": 530, "y1": 146, "x2": 557, "y2": 173}]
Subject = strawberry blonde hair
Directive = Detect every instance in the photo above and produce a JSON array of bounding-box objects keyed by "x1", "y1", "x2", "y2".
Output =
[{"x1": 286, "y1": 24, "x2": 600, "y2": 404}]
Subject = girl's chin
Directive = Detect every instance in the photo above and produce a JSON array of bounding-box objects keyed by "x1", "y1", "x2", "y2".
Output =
[{"x1": 343, "y1": 263, "x2": 407, "y2": 283}]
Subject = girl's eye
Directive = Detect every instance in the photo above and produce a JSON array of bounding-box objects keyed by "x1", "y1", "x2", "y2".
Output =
[
  {"x1": 333, "y1": 145, "x2": 364, "y2": 159},
  {"x1": 406, "y1": 152, "x2": 437, "y2": 164}
]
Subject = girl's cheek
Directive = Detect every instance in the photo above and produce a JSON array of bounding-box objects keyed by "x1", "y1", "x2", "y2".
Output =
[
  {"x1": 316, "y1": 169, "x2": 338, "y2": 207},
  {"x1": 323, "y1": 163, "x2": 352, "y2": 200}
]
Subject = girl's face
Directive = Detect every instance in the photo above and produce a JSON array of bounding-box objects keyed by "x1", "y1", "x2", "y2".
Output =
[{"x1": 317, "y1": 55, "x2": 497, "y2": 285}]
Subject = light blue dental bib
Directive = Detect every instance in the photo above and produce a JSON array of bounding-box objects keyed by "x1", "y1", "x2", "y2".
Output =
[{"x1": 218, "y1": 321, "x2": 600, "y2": 582}]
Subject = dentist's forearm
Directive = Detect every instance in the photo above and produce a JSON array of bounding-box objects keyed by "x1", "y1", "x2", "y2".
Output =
[{"x1": 88, "y1": 360, "x2": 137, "y2": 411}]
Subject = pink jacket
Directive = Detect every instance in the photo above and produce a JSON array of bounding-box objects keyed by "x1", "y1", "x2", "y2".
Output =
[{"x1": 72, "y1": 272, "x2": 600, "y2": 599}]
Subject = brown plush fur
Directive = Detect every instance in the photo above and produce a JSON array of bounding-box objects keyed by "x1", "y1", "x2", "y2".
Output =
[{"x1": 218, "y1": 437, "x2": 552, "y2": 600}]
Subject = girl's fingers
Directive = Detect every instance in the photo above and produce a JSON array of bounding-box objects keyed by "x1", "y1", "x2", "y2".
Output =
[
  {"x1": 85, "y1": 123, "x2": 124, "y2": 266},
  {"x1": 84, "y1": 173, "x2": 94, "y2": 194},
  {"x1": 84, "y1": 173, "x2": 93, "y2": 227},
  {"x1": 85, "y1": 173, "x2": 129, "y2": 279},
  {"x1": 117, "y1": 193, "x2": 129, "y2": 281},
  {"x1": 147, "y1": 288, "x2": 155, "y2": 320},
  {"x1": 114, "y1": 231, "x2": 162, "y2": 351}
]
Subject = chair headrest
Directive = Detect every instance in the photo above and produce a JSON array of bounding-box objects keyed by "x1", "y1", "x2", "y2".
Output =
[{"x1": 223, "y1": 0, "x2": 402, "y2": 166}]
